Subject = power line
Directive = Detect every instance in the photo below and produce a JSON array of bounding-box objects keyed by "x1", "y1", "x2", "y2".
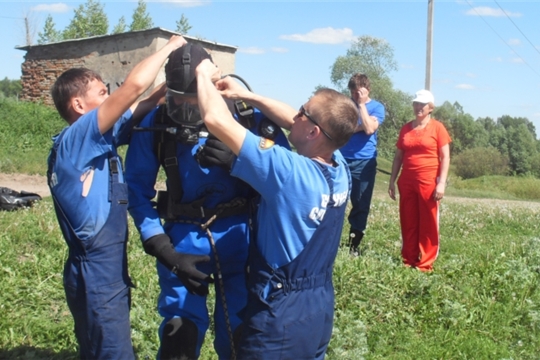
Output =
[
  {"x1": 465, "y1": 0, "x2": 540, "y2": 79},
  {"x1": 493, "y1": 0, "x2": 540, "y2": 58}
]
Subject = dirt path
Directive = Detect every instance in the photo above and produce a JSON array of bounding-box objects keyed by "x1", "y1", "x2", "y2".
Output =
[
  {"x1": 1, "y1": 173, "x2": 539, "y2": 212},
  {"x1": 0, "y1": 173, "x2": 165, "y2": 198},
  {"x1": 0, "y1": 173, "x2": 51, "y2": 197}
]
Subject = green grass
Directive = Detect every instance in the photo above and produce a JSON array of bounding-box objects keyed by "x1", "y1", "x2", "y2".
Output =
[{"x1": 1, "y1": 191, "x2": 539, "y2": 359}]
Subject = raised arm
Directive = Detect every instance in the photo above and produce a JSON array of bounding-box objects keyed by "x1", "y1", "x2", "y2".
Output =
[
  {"x1": 130, "y1": 82, "x2": 167, "y2": 125},
  {"x1": 97, "y1": 35, "x2": 187, "y2": 134},
  {"x1": 216, "y1": 76, "x2": 297, "y2": 130},
  {"x1": 352, "y1": 87, "x2": 381, "y2": 135},
  {"x1": 196, "y1": 60, "x2": 246, "y2": 155}
]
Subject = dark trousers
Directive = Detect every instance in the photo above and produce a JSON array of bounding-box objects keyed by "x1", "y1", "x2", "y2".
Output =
[{"x1": 346, "y1": 157, "x2": 377, "y2": 232}]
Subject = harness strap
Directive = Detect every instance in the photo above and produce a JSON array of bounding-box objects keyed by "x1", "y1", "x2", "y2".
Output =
[
  {"x1": 182, "y1": 43, "x2": 192, "y2": 92},
  {"x1": 164, "y1": 197, "x2": 248, "y2": 223}
]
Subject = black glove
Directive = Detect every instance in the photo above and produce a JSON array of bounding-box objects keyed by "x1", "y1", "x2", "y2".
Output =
[
  {"x1": 143, "y1": 234, "x2": 214, "y2": 296},
  {"x1": 196, "y1": 135, "x2": 236, "y2": 171}
]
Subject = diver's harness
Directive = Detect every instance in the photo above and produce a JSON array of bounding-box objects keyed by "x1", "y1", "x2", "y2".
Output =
[{"x1": 150, "y1": 98, "x2": 257, "y2": 222}]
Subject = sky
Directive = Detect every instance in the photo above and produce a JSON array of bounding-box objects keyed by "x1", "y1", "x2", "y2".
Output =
[{"x1": 1, "y1": 0, "x2": 540, "y2": 137}]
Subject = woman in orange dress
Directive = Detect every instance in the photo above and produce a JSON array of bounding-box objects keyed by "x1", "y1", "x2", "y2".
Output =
[{"x1": 388, "y1": 90, "x2": 451, "y2": 272}]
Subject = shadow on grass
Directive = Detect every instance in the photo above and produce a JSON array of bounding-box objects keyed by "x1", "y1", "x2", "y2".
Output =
[{"x1": 0, "y1": 346, "x2": 77, "y2": 360}]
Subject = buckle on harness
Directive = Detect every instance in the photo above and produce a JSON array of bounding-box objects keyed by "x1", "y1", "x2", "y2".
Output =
[
  {"x1": 235, "y1": 100, "x2": 255, "y2": 128},
  {"x1": 110, "y1": 159, "x2": 119, "y2": 174},
  {"x1": 164, "y1": 157, "x2": 178, "y2": 168}
]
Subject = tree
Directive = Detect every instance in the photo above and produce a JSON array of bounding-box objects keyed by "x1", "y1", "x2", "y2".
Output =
[
  {"x1": 130, "y1": 0, "x2": 153, "y2": 31},
  {"x1": 0, "y1": 78, "x2": 22, "y2": 98},
  {"x1": 328, "y1": 35, "x2": 407, "y2": 159},
  {"x1": 176, "y1": 14, "x2": 192, "y2": 34},
  {"x1": 330, "y1": 35, "x2": 398, "y2": 93},
  {"x1": 434, "y1": 101, "x2": 489, "y2": 154},
  {"x1": 112, "y1": 16, "x2": 127, "y2": 34},
  {"x1": 506, "y1": 123, "x2": 537, "y2": 174},
  {"x1": 488, "y1": 126, "x2": 508, "y2": 156},
  {"x1": 477, "y1": 116, "x2": 497, "y2": 133},
  {"x1": 37, "y1": 14, "x2": 62, "y2": 44},
  {"x1": 498, "y1": 115, "x2": 537, "y2": 139},
  {"x1": 63, "y1": 0, "x2": 108, "y2": 40}
]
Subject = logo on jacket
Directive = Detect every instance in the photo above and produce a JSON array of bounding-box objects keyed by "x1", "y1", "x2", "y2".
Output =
[{"x1": 259, "y1": 137, "x2": 275, "y2": 150}]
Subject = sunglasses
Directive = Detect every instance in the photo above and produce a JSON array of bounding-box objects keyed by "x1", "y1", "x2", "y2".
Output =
[{"x1": 299, "y1": 105, "x2": 333, "y2": 141}]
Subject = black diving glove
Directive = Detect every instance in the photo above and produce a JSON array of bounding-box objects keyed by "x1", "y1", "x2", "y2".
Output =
[
  {"x1": 196, "y1": 135, "x2": 236, "y2": 171},
  {"x1": 143, "y1": 234, "x2": 214, "y2": 296}
]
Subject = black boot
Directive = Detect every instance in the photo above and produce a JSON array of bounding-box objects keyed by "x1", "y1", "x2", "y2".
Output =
[{"x1": 349, "y1": 230, "x2": 364, "y2": 257}]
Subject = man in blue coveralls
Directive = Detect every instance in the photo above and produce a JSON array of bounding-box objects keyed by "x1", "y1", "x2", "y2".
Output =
[
  {"x1": 125, "y1": 43, "x2": 289, "y2": 359},
  {"x1": 47, "y1": 35, "x2": 186, "y2": 359},
  {"x1": 195, "y1": 59, "x2": 359, "y2": 359}
]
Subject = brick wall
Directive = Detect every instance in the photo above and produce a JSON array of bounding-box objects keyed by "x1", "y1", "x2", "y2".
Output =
[{"x1": 20, "y1": 58, "x2": 86, "y2": 105}]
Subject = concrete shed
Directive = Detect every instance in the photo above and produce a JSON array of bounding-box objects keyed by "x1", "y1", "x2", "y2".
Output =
[{"x1": 16, "y1": 27, "x2": 237, "y2": 106}]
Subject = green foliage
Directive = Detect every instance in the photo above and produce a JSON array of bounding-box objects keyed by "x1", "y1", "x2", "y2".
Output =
[
  {"x1": 434, "y1": 101, "x2": 489, "y2": 154},
  {"x1": 376, "y1": 88, "x2": 413, "y2": 159},
  {"x1": 530, "y1": 153, "x2": 540, "y2": 178},
  {"x1": 175, "y1": 14, "x2": 192, "y2": 35},
  {"x1": 453, "y1": 147, "x2": 509, "y2": 179},
  {"x1": 37, "y1": 14, "x2": 62, "y2": 44},
  {"x1": 62, "y1": 0, "x2": 108, "y2": 40},
  {"x1": 0, "y1": 99, "x2": 65, "y2": 174},
  {"x1": 1, "y1": 191, "x2": 539, "y2": 359},
  {"x1": 330, "y1": 35, "x2": 398, "y2": 93},
  {"x1": 112, "y1": 16, "x2": 127, "y2": 34},
  {"x1": 506, "y1": 123, "x2": 538, "y2": 175},
  {"x1": 499, "y1": 115, "x2": 537, "y2": 138},
  {"x1": 129, "y1": 0, "x2": 153, "y2": 32},
  {"x1": 328, "y1": 35, "x2": 411, "y2": 160},
  {"x1": 0, "y1": 78, "x2": 22, "y2": 99}
]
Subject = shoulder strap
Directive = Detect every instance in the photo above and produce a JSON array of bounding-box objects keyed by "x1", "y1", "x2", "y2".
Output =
[{"x1": 153, "y1": 105, "x2": 184, "y2": 204}]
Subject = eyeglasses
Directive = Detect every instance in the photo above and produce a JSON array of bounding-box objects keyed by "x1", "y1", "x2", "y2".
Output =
[{"x1": 299, "y1": 105, "x2": 333, "y2": 141}]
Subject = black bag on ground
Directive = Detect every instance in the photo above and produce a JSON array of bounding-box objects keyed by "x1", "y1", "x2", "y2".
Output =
[{"x1": 0, "y1": 187, "x2": 42, "y2": 211}]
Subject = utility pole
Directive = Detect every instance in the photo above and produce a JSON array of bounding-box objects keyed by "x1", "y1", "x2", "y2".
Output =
[{"x1": 425, "y1": 0, "x2": 434, "y2": 90}]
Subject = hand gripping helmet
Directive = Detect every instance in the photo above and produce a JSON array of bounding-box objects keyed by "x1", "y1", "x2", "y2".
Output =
[{"x1": 165, "y1": 43, "x2": 213, "y2": 96}]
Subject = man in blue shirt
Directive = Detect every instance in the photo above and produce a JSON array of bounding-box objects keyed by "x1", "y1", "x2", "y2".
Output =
[
  {"x1": 340, "y1": 73, "x2": 385, "y2": 256},
  {"x1": 47, "y1": 35, "x2": 186, "y2": 359},
  {"x1": 195, "y1": 59, "x2": 359, "y2": 359}
]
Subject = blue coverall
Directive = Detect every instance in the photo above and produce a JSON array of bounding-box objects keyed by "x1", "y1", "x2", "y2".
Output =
[{"x1": 49, "y1": 130, "x2": 134, "y2": 360}]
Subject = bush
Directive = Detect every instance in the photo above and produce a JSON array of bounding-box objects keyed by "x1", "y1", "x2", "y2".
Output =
[
  {"x1": 453, "y1": 147, "x2": 509, "y2": 179},
  {"x1": 451, "y1": 175, "x2": 540, "y2": 201},
  {"x1": 530, "y1": 153, "x2": 540, "y2": 178}
]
